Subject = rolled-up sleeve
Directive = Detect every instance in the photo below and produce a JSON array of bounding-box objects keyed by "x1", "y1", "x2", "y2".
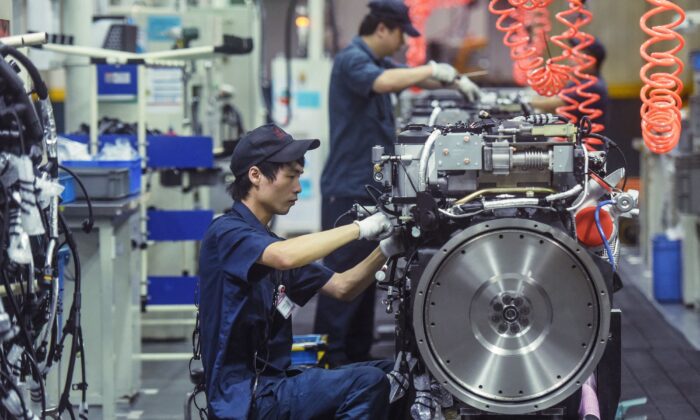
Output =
[
  {"x1": 340, "y1": 52, "x2": 385, "y2": 97},
  {"x1": 215, "y1": 220, "x2": 279, "y2": 281},
  {"x1": 287, "y1": 262, "x2": 335, "y2": 306}
]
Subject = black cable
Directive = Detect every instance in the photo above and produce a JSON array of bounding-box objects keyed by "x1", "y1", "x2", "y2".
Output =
[
  {"x1": 282, "y1": 0, "x2": 299, "y2": 127},
  {"x1": 0, "y1": 269, "x2": 47, "y2": 418},
  {"x1": 56, "y1": 212, "x2": 84, "y2": 415},
  {"x1": 0, "y1": 369, "x2": 29, "y2": 419},
  {"x1": 10, "y1": 109, "x2": 26, "y2": 155},
  {"x1": 584, "y1": 133, "x2": 628, "y2": 191},
  {"x1": 399, "y1": 161, "x2": 418, "y2": 194},
  {"x1": 364, "y1": 185, "x2": 400, "y2": 216},
  {"x1": 58, "y1": 165, "x2": 94, "y2": 233},
  {"x1": 333, "y1": 209, "x2": 354, "y2": 228}
]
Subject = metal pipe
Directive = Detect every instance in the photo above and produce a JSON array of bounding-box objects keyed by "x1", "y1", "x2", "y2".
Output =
[
  {"x1": 483, "y1": 197, "x2": 540, "y2": 210},
  {"x1": 419, "y1": 129, "x2": 441, "y2": 191},
  {"x1": 0, "y1": 32, "x2": 48, "y2": 47},
  {"x1": 454, "y1": 187, "x2": 555, "y2": 206}
]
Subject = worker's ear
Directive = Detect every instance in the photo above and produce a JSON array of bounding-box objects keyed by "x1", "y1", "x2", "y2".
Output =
[
  {"x1": 248, "y1": 166, "x2": 262, "y2": 188},
  {"x1": 376, "y1": 22, "x2": 388, "y2": 37}
]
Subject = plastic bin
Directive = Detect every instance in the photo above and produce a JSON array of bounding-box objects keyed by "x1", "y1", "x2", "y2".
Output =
[
  {"x1": 62, "y1": 167, "x2": 132, "y2": 200},
  {"x1": 652, "y1": 234, "x2": 683, "y2": 303},
  {"x1": 291, "y1": 334, "x2": 327, "y2": 367},
  {"x1": 58, "y1": 172, "x2": 76, "y2": 204},
  {"x1": 62, "y1": 158, "x2": 141, "y2": 196}
]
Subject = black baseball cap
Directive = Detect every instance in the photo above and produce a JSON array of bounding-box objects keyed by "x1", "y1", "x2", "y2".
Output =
[
  {"x1": 230, "y1": 124, "x2": 320, "y2": 177},
  {"x1": 368, "y1": 0, "x2": 421, "y2": 38}
]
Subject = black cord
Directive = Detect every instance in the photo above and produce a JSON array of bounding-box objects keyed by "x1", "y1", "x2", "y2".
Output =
[
  {"x1": 10, "y1": 109, "x2": 26, "y2": 154},
  {"x1": 399, "y1": 161, "x2": 418, "y2": 194},
  {"x1": 282, "y1": 0, "x2": 299, "y2": 126},
  {"x1": 584, "y1": 133, "x2": 628, "y2": 191},
  {"x1": 364, "y1": 185, "x2": 400, "y2": 217},
  {"x1": 0, "y1": 369, "x2": 29, "y2": 418},
  {"x1": 56, "y1": 212, "x2": 84, "y2": 415},
  {"x1": 333, "y1": 209, "x2": 354, "y2": 228},
  {"x1": 0, "y1": 269, "x2": 47, "y2": 418},
  {"x1": 58, "y1": 165, "x2": 94, "y2": 233}
]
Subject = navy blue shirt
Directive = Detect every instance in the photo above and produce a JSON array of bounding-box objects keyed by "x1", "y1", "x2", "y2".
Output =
[
  {"x1": 198, "y1": 201, "x2": 334, "y2": 419},
  {"x1": 321, "y1": 37, "x2": 400, "y2": 199}
]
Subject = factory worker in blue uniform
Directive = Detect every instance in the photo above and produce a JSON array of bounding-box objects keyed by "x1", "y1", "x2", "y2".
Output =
[
  {"x1": 198, "y1": 124, "x2": 404, "y2": 420},
  {"x1": 316, "y1": 0, "x2": 482, "y2": 366}
]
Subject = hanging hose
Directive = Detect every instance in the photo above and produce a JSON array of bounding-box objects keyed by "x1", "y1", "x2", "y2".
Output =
[
  {"x1": 553, "y1": 0, "x2": 584, "y2": 125},
  {"x1": 639, "y1": 0, "x2": 685, "y2": 154},
  {"x1": 489, "y1": 0, "x2": 570, "y2": 97},
  {"x1": 568, "y1": 6, "x2": 605, "y2": 139},
  {"x1": 405, "y1": 0, "x2": 473, "y2": 67}
]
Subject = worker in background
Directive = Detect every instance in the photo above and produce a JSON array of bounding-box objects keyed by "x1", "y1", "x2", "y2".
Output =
[
  {"x1": 529, "y1": 38, "x2": 609, "y2": 129},
  {"x1": 315, "y1": 0, "x2": 482, "y2": 367},
  {"x1": 198, "y1": 123, "x2": 404, "y2": 419}
]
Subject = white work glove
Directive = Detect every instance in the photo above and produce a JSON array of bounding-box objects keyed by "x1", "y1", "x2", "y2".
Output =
[
  {"x1": 429, "y1": 60, "x2": 457, "y2": 84},
  {"x1": 379, "y1": 233, "x2": 404, "y2": 257},
  {"x1": 456, "y1": 75, "x2": 481, "y2": 102},
  {"x1": 354, "y1": 212, "x2": 392, "y2": 241}
]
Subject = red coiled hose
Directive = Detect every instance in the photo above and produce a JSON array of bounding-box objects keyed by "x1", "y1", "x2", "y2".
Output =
[
  {"x1": 405, "y1": 0, "x2": 473, "y2": 67},
  {"x1": 489, "y1": 0, "x2": 570, "y2": 97},
  {"x1": 640, "y1": 0, "x2": 685, "y2": 154},
  {"x1": 570, "y1": 8, "x2": 604, "y2": 135}
]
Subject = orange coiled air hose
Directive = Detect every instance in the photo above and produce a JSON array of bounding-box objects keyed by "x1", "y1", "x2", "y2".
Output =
[
  {"x1": 405, "y1": 0, "x2": 473, "y2": 67},
  {"x1": 569, "y1": 9, "x2": 605, "y2": 137},
  {"x1": 490, "y1": 0, "x2": 570, "y2": 96},
  {"x1": 640, "y1": 0, "x2": 685, "y2": 154}
]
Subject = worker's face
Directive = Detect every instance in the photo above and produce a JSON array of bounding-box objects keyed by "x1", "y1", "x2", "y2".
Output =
[
  {"x1": 378, "y1": 24, "x2": 405, "y2": 56},
  {"x1": 255, "y1": 162, "x2": 304, "y2": 216}
]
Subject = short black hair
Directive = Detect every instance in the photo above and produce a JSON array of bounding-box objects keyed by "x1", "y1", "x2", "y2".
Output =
[
  {"x1": 227, "y1": 157, "x2": 305, "y2": 201},
  {"x1": 358, "y1": 13, "x2": 400, "y2": 36}
]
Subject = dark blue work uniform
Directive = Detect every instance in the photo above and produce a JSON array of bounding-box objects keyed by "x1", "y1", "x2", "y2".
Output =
[
  {"x1": 315, "y1": 37, "x2": 399, "y2": 365},
  {"x1": 198, "y1": 201, "x2": 392, "y2": 419}
]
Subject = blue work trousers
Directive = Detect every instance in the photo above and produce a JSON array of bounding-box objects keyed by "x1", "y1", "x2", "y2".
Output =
[
  {"x1": 252, "y1": 360, "x2": 393, "y2": 419},
  {"x1": 314, "y1": 196, "x2": 378, "y2": 365}
]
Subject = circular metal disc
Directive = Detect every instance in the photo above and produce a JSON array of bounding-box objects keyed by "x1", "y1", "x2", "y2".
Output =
[{"x1": 413, "y1": 219, "x2": 611, "y2": 415}]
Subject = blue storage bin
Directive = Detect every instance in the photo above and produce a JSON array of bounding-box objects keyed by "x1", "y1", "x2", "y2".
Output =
[
  {"x1": 652, "y1": 234, "x2": 683, "y2": 303},
  {"x1": 291, "y1": 334, "x2": 327, "y2": 366},
  {"x1": 147, "y1": 276, "x2": 199, "y2": 305},
  {"x1": 58, "y1": 172, "x2": 76, "y2": 204},
  {"x1": 61, "y1": 158, "x2": 142, "y2": 195}
]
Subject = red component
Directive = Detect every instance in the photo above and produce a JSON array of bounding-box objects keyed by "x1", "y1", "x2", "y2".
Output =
[
  {"x1": 640, "y1": 0, "x2": 685, "y2": 154},
  {"x1": 575, "y1": 206, "x2": 614, "y2": 248}
]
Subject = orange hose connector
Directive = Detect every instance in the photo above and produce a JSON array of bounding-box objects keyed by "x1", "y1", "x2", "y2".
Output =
[{"x1": 640, "y1": 0, "x2": 685, "y2": 154}]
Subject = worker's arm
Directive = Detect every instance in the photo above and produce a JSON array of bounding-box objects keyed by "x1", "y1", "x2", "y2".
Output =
[
  {"x1": 320, "y1": 247, "x2": 386, "y2": 301},
  {"x1": 529, "y1": 95, "x2": 565, "y2": 113},
  {"x1": 260, "y1": 224, "x2": 359, "y2": 270},
  {"x1": 372, "y1": 65, "x2": 434, "y2": 93},
  {"x1": 258, "y1": 212, "x2": 391, "y2": 270}
]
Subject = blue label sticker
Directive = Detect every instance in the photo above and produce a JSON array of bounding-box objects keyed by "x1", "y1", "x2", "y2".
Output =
[
  {"x1": 299, "y1": 179, "x2": 312, "y2": 199},
  {"x1": 296, "y1": 91, "x2": 321, "y2": 109},
  {"x1": 147, "y1": 15, "x2": 182, "y2": 42}
]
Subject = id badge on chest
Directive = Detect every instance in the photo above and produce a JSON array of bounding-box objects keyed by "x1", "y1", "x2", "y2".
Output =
[{"x1": 275, "y1": 285, "x2": 296, "y2": 319}]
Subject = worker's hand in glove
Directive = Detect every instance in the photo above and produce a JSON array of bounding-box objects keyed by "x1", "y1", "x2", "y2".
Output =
[
  {"x1": 379, "y1": 233, "x2": 404, "y2": 257},
  {"x1": 354, "y1": 212, "x2": 392, "y2": 241},
  {"x1": 456, "y1": 75, "x2": 481, "y2": 102},
  {"x1": 429, "y1": 60, "x2": 457, "y2": 84}
]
